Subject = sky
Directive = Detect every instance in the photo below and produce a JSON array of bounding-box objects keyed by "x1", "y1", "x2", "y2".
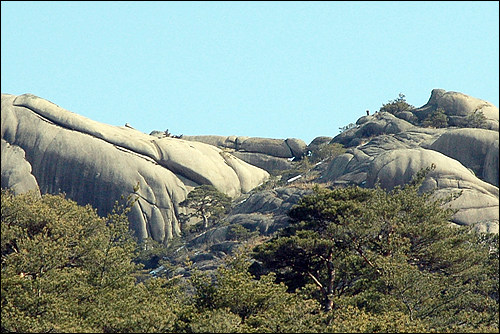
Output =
[{"x1": 1, "y1": 1, "x2": 499, "y2": 145}]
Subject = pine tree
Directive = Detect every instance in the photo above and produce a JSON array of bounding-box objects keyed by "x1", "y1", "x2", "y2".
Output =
[
  {"x1": 253, "y1": 169, "x2": 499, "y2": 331},
  {"x1": 179, "y1": 185, "x2": 232, "y2": 230},
  {"x1": 1, "y1": 189, "x2": 184, "y2": 332}
]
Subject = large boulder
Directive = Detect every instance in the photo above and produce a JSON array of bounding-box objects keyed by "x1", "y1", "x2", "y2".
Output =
[
  {"x1": 321, "y1": 89, "x2": 499, "y2": 233},
  {"x1": 323, "y1": 129, "x2": 443, "y2": 186},
  {"x1": 413, "y1": 89, "x2": 499, "y2": 130},
  {"x1": 182, "y1": 135, "x2": 307, "y2": 159},
  {"x1": 1, "y1": 93, "x2": 269, "y2": 243},
  {"x1": 307, "y1": 136, "x2": 333, "y2": 150},
  {"x1": 1, "y1": 139, "x2": 40, "y2": 196},
  {"x1": 232, "y1": 151, "x2": 293, "y2": 173},
  {"x1": 366, "y1": 148, "x2": 498, "y2": 233},
  {"x1": 178, "y1": 135, "x2": 241, "y2": 150},
  {"x1": 181, "y1": 135, "x2": 307, "y2": 173},
  {"x1": 428, "y1": 128, "x2": 499, "y2": 186},
  {"x1": 422, "y1": 89, "x2": 499, "y2": 120},
  {"x1": 332, "y1": 112, "x2": 416, "y2": 147}
]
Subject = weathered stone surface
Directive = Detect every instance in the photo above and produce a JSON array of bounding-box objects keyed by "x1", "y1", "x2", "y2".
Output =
[
  {"x1": 394, "y1": 110, "x2": 418, "y2": 123},
  {"x1": 238, "y1": 137, "x2": 292, "y2": 158},
  {"x1": 180, "y1": 135, "x2": 239, "y2": 150},
  {"x1": 285, "y1": 138, "x2": 307, "y2": 158},
  {"x1": 323, "y1": 152, "x2": 356, "y2": 181},
  {"x1": 421, "y1": 89, "x2": 499, "y2": 120},
  {"x1": 308, "y1": 136, "x2": 333, "y2": 148},
  {"x1": 226, "y1": 213, "x2": 276, "y2": 234},
  {"x1": 306, "y1": 136, "x2": 334, "y2": 156},
  {"x1": 1, "y1": 93, "x2": 269, "y2": 243},
  {"x1": 185, "y1": 186, "x2": 311, "y2": 254},
  {"x1": 1, "y1": 139, "x2": 40, "y2": 196},
  {"x1": 333, "y1": 112, "x2": 416, "y2": 147},
  {"x1": 3, "y1": 88, "x2": 498, "y2": 247},
  {"x1": 182, "y1": 134, "x2": 307, "y2": 159},
  {"x1": 428, "y1": 128, "x2": 499, "y2": 186},
  {"x1": 232, "y1": 187, "x2": 311, "y2": 216},
  {"x1": 232, "y1": 151, "x2": 293, "y2": 173},
  {"x1": 181, "y1": 135, "x2": 307, "y2": 173},
  {"x1": 321, "y1": 89, "x2": 499, "y2": 232},
  {"x1": 365, "y1": 148, "x2": 498, "y2": 233},
  {"x1": 413, "y1": 89, "x2": 499, "y2": 130},
  {"x1": 323, "y1": 133, "x2": 499, "y2": 231}
]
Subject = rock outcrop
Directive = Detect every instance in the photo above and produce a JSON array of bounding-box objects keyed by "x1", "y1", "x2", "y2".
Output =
[
  {"x1": 1, "y1": 139, "x2": 40, "y2": 196},
  {"x1": 164, "y1": 186, "x2": 312, "y2": 276},
  {"x1": 413, "y1": 88, "x2": 499, "y2": 131},
  {"x1": 180, "y1": 135, "x2": 307, "y2": 174},
  {"x1": 332, "y1": 112, "x2": 417, "y2": 147},
  {"x1": 1, "y1": 88, "x2": 498, "y2": 248},
  {"x1": 1, "y1": 93, "x2": 269, "y2": 243},
  {"x1": 321, "y1": 89, "x2": 499, "y2": 233},
  {"x1": 365, "y1": 148, "x2": 498, "y2": 233},
  {"x1": 427, "y1": 128, "x2": 499, "y2": 186},
  {"x1": 3, "y1": 88, "x2": 498, "y2": 281}
]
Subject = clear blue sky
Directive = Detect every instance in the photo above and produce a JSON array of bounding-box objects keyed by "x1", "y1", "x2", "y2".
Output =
[{"x1": 2, "y1": 1, "x2": 499, "y2": 144}]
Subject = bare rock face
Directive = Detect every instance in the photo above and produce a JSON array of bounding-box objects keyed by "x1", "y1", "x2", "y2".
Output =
[
  {"x1": 322, "y1": 89, "x2": 499, "y2": 233},
  {"x1": 365, "y1": 148, "x2": 498, "y2": 233},
  {"x1": 425, "y1": 89, "x2": 498, "y2": 120},
  {"x1": 428, "y1": 128, "x2": 499, "y2": 186},
  {"x1": 1, "y1": 139, "x2": 40, "y2": 196},
  {"x1": 182, "y1": 135, "x2": 307, "y2": 159},
  {"x1": 181, "y1": 135, "x2": 308, "y2": 173},
  {"x1": 332, "y1": 112, "x2": 416, "y2": 147},
  {"x1": 413, "y1": 88, "x2": 499, "y2": 130},
  {"x1": 188, "y1": 186, "x2": 312, "y2": 248},
  {"x1": 1, "y1": 93, "x2": 269, "y2": 243},
  {"x1": 231, "y1": 151, "x2": 293, "y2": 173}
]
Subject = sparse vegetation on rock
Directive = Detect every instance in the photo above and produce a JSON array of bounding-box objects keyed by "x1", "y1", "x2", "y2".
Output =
[
  {"x1": 253, "y1": 168, "x2": 498, "y2": 330},
  {"x1": 422, "y1": 107, "x2": 449, "y2": 128},
  {"x1": 179, "y1": 185, "x2": 232, "y2": 231},
  {"x1": 1, "y1": 88, "x2": 499, "y2": 332},
  {"x1": 466, "y1": 110, "x2": 488, "y2": 128},
  {"x1": 379, "y1": 93, "x2": 415, "y2": 115}
]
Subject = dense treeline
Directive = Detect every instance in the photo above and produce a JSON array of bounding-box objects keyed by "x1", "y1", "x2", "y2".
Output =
[{"x1": 1, "y1": 170, "x2": 498, "y2": 333}]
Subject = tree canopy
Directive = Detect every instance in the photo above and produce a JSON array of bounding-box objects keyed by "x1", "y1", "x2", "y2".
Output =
[
  {"x1": 253, "y1": 172, "x2": 499, "y2": 330},
  {"x1": 378, "y1": 93, "x2": 415, "y2": 115},
  {"x1": 2, "y1": 172, "x2": 498, "y2": 333},
  {"x1": 1, "y1": 189, "x2": 181, "y2": 333},
  {"x1": 179, "y1": 184, "x2": 232, "y2": 230}
]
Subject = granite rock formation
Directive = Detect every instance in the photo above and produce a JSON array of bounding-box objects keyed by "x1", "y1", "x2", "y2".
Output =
[
  {"x1": 1, "y1": 89, "x2": 498, "y2": 248},
  {"x1": 322, "y1": 89, "x2": 499, "y2": 233},
  {"x1": 179, "y1": 135, "x2": 307, "y2": 174},
  {"x1": 1, "y1": 93, "x2": 269, "y2": 243}
]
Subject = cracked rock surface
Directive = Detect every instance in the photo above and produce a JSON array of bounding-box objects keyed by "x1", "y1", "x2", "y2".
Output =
[
  {"x1": 321, "y1": 89, "x2": 499, "y2": 233},
  {"x1": 1, "y1": 93, "x2": 269, "y2": 243}
]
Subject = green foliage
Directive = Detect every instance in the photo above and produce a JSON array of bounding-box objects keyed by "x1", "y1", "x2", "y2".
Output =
[
  {"x1": 466, "y1": 110, "x2": 487, "y2": 128},
  {"x1": 308, "y1": 142, "x2": 346, "y2": 164},
  {"x1": 0, "y1": 189, "x2": 182, "y2": 333},
  {"x1": 324, "y1": 304, "x2": 431, "y2": 333},
  {"x1": 422, "y1": 107, "x2": 449, "y2": 128},
  {"x1": 379, "y1": 93, "x2": 415, "y2": 115},
  {"x1": 252, "y1": 169, "x2": 498, "y2": 331},
  {"x1": 179, "y1": 185, "x2": 232, "y2": 231},
  {"x1": 185, "y1": 251, "x2": 326, "y2": 333},
  {"x1": 2, "y1": 169, "x2": 498, "y2": 332},
  {"x1": 339, "y1": 122, "x2": 356, "y2": 133},
  {"x1": 227, "y1": 224, "x2": 259, "y2": 242},
  {"x1": 134, "y1": 237, "x2": 174, "y2": 269}
]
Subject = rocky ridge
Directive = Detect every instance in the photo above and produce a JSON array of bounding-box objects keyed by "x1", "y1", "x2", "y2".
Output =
[
  {"x1": 1, "y1": 93, "x2": 269, "y2": 243},
  {"x1": 1, "y1": 89, "x2": 498, "y2": 269}
]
